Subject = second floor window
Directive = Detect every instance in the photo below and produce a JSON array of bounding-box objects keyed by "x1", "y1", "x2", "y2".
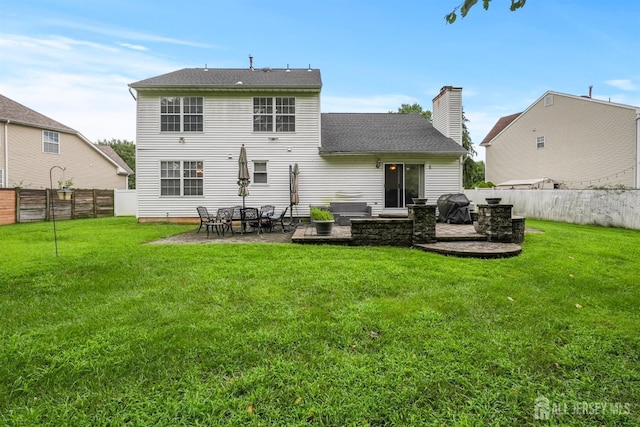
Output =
[
  {"x1": 160, "y1": 160, "x2": 204, "y2": 196},
  {"x1": 536, "y1": 136, "x2": 545, "y2": 149},
  {"x1": 253, "y1": 97, "x2": 295, "y2": 132},
  {"x1": 161, "y1": 97, "x2": 203, "y2": 132},
  {"x1": 43, "y1": 130, "x2": 60, "y2": 154}
]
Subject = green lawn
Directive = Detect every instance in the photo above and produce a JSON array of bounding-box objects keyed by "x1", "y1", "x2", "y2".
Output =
[{"x1": 1, "y1": 217, "x2": 638, "y2": 426}]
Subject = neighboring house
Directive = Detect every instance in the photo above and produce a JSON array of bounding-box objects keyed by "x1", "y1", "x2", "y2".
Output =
[
  {"x1": 481, "y1": 91, "x2": 640, "y2": 189},
  {"x1": 0, "y1": 94, "x2": 132, "y2": 189},
  {"x1": 129, "y1": 66, "x2": 467, "y2": 222}
]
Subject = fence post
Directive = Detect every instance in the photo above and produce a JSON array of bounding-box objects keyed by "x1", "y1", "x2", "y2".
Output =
[{"x1": 45, "y1": 188, "x2": 50, "y2": 221}]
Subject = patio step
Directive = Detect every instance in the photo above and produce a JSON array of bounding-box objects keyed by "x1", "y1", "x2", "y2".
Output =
[{"x1": 414, "y1": 241, "x2": 522, "y2": 259}]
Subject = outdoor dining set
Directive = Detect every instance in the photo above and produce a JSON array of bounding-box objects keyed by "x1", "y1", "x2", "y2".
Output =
[{"x1": 196, "y1": 205, "x2": 289, "y2": 237}]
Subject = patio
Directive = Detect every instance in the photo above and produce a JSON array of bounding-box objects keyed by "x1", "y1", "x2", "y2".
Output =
[{"x1": 152, "y1": 222, "x2": 526, "y2": 258}]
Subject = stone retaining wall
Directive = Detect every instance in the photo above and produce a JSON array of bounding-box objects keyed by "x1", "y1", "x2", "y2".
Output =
[{"x1": 351, "y1": 217, "x2": 413, "y2": 247}]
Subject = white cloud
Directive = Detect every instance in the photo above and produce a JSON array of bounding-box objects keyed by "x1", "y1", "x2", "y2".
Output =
[
  {"x1": 119, "y1": 43, "x2": 148, "y2": 51},
  {"x1": 0, "y1": 33, "x2": 182, "y2": 142},
  {"x1": 605, "y1": 79, "x2": 637, "y2": 91},
  {"x1": 44, "y1": 17, "x2": 217, "y2": 49}
]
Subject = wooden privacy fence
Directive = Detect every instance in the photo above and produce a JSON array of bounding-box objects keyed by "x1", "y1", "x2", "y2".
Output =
[{"x1": 0, "y1": 188, "x2": 114, "y2": 224}]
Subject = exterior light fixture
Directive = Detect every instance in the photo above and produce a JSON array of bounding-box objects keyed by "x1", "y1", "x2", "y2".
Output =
[
  {"x1": 376, "y1": 159, "x2": 381, "y2": 168},
  {"x1": 179, "y1": 137, "x2": 185, "y2": 143}
]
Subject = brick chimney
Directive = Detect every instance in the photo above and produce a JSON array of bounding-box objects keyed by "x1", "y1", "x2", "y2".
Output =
[{"x1": 432, "y1": 86, "x2": 463, "y2": 145}]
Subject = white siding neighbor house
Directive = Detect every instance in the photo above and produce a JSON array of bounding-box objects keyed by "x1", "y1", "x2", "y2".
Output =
[
  {"x1": 481, "y1": 91, "x2": 640, "y2": 189},
  {"x1": 129, "y1": 67, "x2": 467, "y2": 222}
]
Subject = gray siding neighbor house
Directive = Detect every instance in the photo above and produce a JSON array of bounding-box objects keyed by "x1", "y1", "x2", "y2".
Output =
[{"x1": 129, "y1": 66, "x2": 467, "y2": 222}]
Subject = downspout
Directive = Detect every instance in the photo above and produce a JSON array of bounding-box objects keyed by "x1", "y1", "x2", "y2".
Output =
[
  {"x1": 3, "y1": 120, "x2": 9, "y2": 187},
  {"x1": 636, "y1": 112, "x2": 640, "y2": 189}
]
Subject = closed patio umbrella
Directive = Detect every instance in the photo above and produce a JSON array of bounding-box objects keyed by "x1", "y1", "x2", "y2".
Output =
[
  {"x1": 238, "y1": 144, "x2": 250, "y2": 208},
  {"x1": 290, "y1": 163, "x2": 299, "y2": 206},
  {"x1": 289, "y1": 163, "x2": 300, "y2": 226}
]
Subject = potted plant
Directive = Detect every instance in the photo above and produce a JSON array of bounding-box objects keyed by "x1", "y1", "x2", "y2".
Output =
[
  {"x1": 310, "y1": 207, "x2": 335, "y2": 236},
  {"x1": 57, "y1": 177, "x2": 74, "y2": 201}
]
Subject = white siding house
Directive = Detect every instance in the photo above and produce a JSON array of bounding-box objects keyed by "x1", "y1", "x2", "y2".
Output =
[{"x1": 129, "y1": 67, "x2": 467, "y2": 222}]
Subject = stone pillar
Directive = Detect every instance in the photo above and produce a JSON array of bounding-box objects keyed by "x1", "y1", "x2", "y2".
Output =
[
  {"x1": 409, "y1": 204, "x2": 436, "y2": 244},
  {"x1": 477, "y1": 204, "x2": 513, "y2": 242},
  {"x1": 511, "y1": 216, "x2": 525, "y2": 244}
]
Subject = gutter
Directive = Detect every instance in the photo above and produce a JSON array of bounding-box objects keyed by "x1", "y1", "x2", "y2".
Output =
[{"x1": 636, "y1": 112, "x2": 640, "y2": 188}]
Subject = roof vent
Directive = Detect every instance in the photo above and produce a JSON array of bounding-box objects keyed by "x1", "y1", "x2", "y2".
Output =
[
  {"x1": 249, "y1": 55, "x2": 254, "y2": 71},
  {"x1": 308, "y1": 64, "x2": 312, "y2": 71},
  {"x1": 286, "y1": 64, "x2": 290, "y2": 72},
  {"x1": 262, "y1": 67, "x2": 271, "y2": 72}
]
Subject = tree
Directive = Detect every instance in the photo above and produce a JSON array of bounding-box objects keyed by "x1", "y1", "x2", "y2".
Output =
[
  {"x1": 470, "y1": 161, "x2": 486, "y2": 187},
  {"x1": 97, "y1": 139, "x2": 136, "y2": 189},
  {"x1": 391, "y1": 103, "x2": 432, "y2": 122},
  {"x1": 461, "y1": 109, "x2": 480, "y2": 189},
  {"x1": 446, "y1": 0, "x2": 527, "y2": 24}
]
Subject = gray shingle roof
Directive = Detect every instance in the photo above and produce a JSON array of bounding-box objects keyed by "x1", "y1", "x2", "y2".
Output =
[
  {"x1": 129, "y1": 68, "x2": 322, "y2": 90},
  {"x1": 0, "y1": 93, "x2": 77, "y2": 133},
  {"x1": 321, "y1": 113, "x2": 468, "y2": 155},
  {"x1": 96, "y1": 145, "x2": 134, "y2": 175}
]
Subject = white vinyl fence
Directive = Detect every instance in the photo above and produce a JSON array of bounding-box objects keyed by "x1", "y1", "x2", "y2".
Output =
[
  {"x1": 463, "y1": 189, "x2": 640, "y2": 230},
  {"x1": 114, "y1": 189, "x2": 137, "y2": 217}
]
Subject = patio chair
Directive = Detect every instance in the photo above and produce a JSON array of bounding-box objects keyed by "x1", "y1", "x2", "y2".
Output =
[
  {"x1": 259, "y1": 205, "x2": 276, "y2": 231},
  {"x1": 239, "y1": 207, "x2": 262, "y2": 234},
  {"x1": 214, "y1": 207, "x2": 235, "y2": 236},
  {"x1": 267, "y1": 206, "x2": 289, "y2": 232},
  {"x1": 230, "y1": 205, "x2": 242, "y2": 232},
  {"x1": 260, "y1": 205, "x2": 275, "y2": 217},
  {"x1": 196, "y1": 206, "x2": 216, "y2": 233}
]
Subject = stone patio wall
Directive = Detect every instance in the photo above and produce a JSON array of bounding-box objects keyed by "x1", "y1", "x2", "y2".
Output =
[{"x1": 350, "y1": 218, "x2": 413, "y2": 247}]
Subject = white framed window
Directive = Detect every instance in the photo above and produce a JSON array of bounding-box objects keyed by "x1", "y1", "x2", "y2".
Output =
[
  {"x1": 544, "y1": 94, "x2": 554, "y2": 107},
  {"x1": 536, "y1": 136, "x2": 545, "y2": 149},
  {"x1": 160, "y1": 97, "x2": 203, "y2": 132},
  {"x1": 253, "y1": 161, "x2": 268, "y2": 184},
  {"x1": 43, "y1": 130, "x2": 60, "y2": 154},
  {"x1": 253, "y1": 97, "x2": 295, "y2": 132},
  {"x1": 160, "y1": 160, "x2": 203, "y2": 196}
]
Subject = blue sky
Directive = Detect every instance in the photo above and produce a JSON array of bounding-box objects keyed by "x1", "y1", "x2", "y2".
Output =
[{"x1": 1, "y1": 0, "x2": 639, "y2": 161}]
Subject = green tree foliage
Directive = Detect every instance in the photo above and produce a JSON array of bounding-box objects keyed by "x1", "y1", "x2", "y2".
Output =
[
  {"x1": 97, "y1": 139, "x2": 136, "y2": 189},
  {"x1": 461, "y1": 109, "x2": 480, "y2": 188},
  {"x1": 446, "y1": 0, "x2": 527, "y2": 24},
  {"x1": 391, "y1": 103, "x2": 432, "y2": 122},
  {"x1": 470, "y1": 161, "x2": 486, "y2": 188}
]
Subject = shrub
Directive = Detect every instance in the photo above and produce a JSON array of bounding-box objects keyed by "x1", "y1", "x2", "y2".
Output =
[{"x1": 310, "y1": 207, "x2": 334, "y2": 221}]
